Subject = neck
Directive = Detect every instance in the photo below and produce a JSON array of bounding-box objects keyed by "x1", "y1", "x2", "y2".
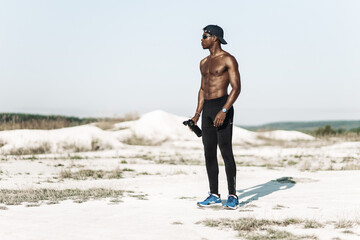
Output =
[{"x1": 208, "y1": 43, "x2": 222, "y2": 56}]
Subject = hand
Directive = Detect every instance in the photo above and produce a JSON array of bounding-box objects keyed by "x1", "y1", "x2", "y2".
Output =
[
  {"x1": 189, "y1": 114, "x2": 200, "y2": 131},
  {"x1": 191, "y1": 114, "x2": 200, "y2": 125},
  {"x1": 213, "y1": 111, "x2": 226, "y2": 127}
]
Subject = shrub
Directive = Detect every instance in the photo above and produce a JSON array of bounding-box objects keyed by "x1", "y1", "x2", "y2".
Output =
[
  {"x1": 349, "y1": 127, "x2": 360, "y2": 134},
  {"x1": 314, "y1": 125, "x2": 336, "y2": 136}
]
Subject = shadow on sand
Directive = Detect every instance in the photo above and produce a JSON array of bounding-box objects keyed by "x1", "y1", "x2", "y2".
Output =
[{"x1": 236, "y1": 177, "x2": 296, "y2": 207}]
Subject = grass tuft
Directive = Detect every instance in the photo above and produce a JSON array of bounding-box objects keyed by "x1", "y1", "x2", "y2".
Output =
[
  {"x1": 304, "y1": 220, "x2": 324, "y2": 229},
  {"x1": 0, "y1": 188, "x2": 124, "y2": 206},
  {"x1": 199, "y1": 217, "x2": 320, "y2": 240},
  {"x1": 243, "y1": 228, "x2": 299, "y2": 240},
  {"x1": 59, "y1": 168, "x2": 124, "y2": 180},
  {"x1": 334, "y1": 219, "x2": 354, "y2": 229},
  {"x1": 122, "y1": 133, "x2": 165, "y2": 146},
  {"x1": 7, "y1": 142, "x2": 52, "y2": 155},
  {"x1": 172, "y1": 221, "x2": 183, "y2": 225}
]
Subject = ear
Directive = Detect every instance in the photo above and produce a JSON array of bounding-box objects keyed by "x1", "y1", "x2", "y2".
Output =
[{"x1": 212, "y1": 36, "x2": 218, "y2": 43}]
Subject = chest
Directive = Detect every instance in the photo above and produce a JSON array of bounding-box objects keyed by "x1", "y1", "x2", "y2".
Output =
[{"x1": 201, "y1": 58, "x2": 227, "y2": 77}]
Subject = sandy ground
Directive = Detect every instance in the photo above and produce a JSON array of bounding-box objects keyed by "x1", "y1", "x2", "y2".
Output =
[
  {"x1": 0, "y1": 112, "x2": 360, "y2": 239},
  {"x1": 1, "y1": 146, "x2": 360, "y2": 240}
]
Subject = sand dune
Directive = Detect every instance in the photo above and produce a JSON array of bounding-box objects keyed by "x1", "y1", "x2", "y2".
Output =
[
  {"x1": 0, "y1": 125, "x2": 122, "y2": 154},
  {"x1": 0, "y1": 110, "x2": 314, "y2": 155}
]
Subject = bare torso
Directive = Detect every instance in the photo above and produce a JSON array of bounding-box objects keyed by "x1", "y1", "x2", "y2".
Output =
[
  {"x1": 200, "y1": 51, "x2": 232, "y2": 99},
  {"x1": 192, "y1": 30, "x2": 240, "y2": 127}
]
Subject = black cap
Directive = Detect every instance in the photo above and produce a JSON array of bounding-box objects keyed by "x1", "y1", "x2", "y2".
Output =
[{"x1": 203, "y1": 25, "x2": 227, "y2": 44}]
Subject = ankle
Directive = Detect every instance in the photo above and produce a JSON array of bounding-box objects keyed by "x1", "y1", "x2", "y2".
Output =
[{"x1": 211, "y1": 193, "x2": 220, "y2": 198}]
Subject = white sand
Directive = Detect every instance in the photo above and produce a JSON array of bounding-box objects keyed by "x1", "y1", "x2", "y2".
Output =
[
  {"x1": 0, "y1": 110, "x2": 359, "y2": 239},
  {"x1": 0, "y1": 125, "x2": 122, "y2": 154},
  {"x1": 258, "y1": 130, "x2": 315, "y2": 141},
  {"x1": 1, "y1": 160, "x2": 360, "y2": 240}
]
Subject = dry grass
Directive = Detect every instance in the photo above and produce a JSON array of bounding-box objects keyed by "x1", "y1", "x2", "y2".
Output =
[
  {"x1": 94, "y1": 112, "x2": 139, "y2": 130},
  {"x1": 59, "y1": 167, "x2": 123, "y2": 180},
  {"x1": 90, "y1": 138, "x2": 112, "y2": 151},
  {"x1": 59, "y1": 138, "x2": 112, "y2": 153},
  {"x1": 0, "y1": 113, "x2": 97, "y2": 131},
  {"x1": 334, "y1": 219, "x2": 354, "y2": 229},
  {"x1": 94, "y1": 121, "x2": 117, "y2": 130},
  {"x1": 199, "y1": 217, "x2": 303, "y2": 231},
  {"x1": 0, "y1": 112, "x2": 139, "y2": 131},
  {"x1": 199, "y1": 217, "x2": 360, "y2": 239},
  {"x1": 304, "y1": 220, "x2": 324, "y2": 229},
  {"x1": 0, "y1": 138, "x2": 5, "y2": 148},
  {"x1": 198, "y1": 217, "x2": 321, "y2": 240},
  {"x1": 342, "y1": 230, "x2": 354, "y2": 234},
  {"x1": 0, "y1": 188, "x2": 124, "y2": 205},
  {"x1": 172, "y1": 221, "x2": 183, "y2": 225},
  {"x1": 272, "y1": 204, "x2": 287, "y2": 210},
  {"x1": 340, "y1": 164, "x2": 360, "y2": 170},
  {"x1": 4, "y1": 139, "x2": 112, "y2": 155},
  {"x1": 7, "y1": 142, "x2": 52, "y2": 155},
  {"x1": 60, "y1": 142, "x2": 88, "y2": 153},
  {"x1": 0, "y1": 119, "x2": 81, "y2": 131},
  {"x1": 122, "y1": 133, "x2": 164, "y2": 146},
  {"x1": 122, "y1": 168, "x2": 135, "y2": 172},
  {"x1": 127, "y1": 193, "x2": 148, "y2": 200},
  {"x1": 244, "y1": 228, "x2": 317, "y2": 240}
]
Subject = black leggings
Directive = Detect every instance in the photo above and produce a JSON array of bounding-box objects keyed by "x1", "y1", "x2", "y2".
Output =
[{"x1": 202, "y1": 95, "x2": 236, "y2": 196}]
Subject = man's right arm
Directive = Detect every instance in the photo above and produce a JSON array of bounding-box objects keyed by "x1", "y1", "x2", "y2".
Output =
[
  {"x1": 191, "y1": 58, "x2": 206, "y2": 125},
  {"x1": 191, "y1": 77, "x2": 204, "y2": 125}
]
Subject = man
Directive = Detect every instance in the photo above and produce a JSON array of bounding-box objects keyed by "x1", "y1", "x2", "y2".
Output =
[{"x1": 192, "y1": 25, "x2": 241, "y2": 209}]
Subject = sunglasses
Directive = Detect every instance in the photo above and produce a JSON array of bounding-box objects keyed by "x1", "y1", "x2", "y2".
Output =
[{"x1": 202, "y1": 34, "x2": 213, "y2": 40}]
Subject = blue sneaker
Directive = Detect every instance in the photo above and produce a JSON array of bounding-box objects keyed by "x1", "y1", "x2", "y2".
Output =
[
  {"x1": 223, "y1": 195, "x2": 239, "y2": 209},
  {"x1": 197, "y1": 193, "x2": 222, "y2": 207}
]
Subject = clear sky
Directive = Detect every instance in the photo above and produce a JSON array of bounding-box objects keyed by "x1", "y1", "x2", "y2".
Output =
[{"x1": 1, "y1": 0, "x2": 359, "y2": 125}]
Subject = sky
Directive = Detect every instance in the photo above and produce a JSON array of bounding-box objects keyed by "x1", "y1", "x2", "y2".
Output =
[{"x1": 0, "y1": 0, "x2": 359, "y2": 125}]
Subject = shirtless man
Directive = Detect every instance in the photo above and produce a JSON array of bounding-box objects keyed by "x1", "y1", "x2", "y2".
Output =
[{"x1": 192, "y1": 25, "x2": 241, "y2": 209}]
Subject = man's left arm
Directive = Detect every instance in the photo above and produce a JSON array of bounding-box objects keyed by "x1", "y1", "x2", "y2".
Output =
[{"x1": 213, "y1": 56, "x2": 241, "y2": 127}]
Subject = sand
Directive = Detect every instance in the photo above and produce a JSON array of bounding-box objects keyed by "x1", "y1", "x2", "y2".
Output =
[{"x1": 0, "y1": 111, "x2": 360, "y2": 239}]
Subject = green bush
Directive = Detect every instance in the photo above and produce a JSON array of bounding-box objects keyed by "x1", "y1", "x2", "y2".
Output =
[
  {"x1": 314, "y1": 125, "x2": 336, "y2": 136},
  {"x1": 312, "y1": 124, "x2": 360, "y2": 137},
  {"x1": 349, "y1": 127, "x2": 360, "y2": 134}
]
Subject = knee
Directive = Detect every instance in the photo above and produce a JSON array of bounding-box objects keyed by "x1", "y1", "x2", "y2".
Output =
[
  {"x1": 218, "y1": 141, "x2": 230, "y2": 152},
  {"x1": 204, "y1": 149, "x2": 217, "y2": 161}
]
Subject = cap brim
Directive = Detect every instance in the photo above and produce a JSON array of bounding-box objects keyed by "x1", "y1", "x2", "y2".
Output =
[{"x1": 218, "y1": 37, "x2": 227, "y2": 44}]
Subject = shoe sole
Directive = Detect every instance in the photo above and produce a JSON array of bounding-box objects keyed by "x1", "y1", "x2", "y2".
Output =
[
  {"x1": 197, "y1": 202, "x2": 223, "y2": 207},
  {"x1": 223, "y1": 205, "x2": 238, "y2": 210}
]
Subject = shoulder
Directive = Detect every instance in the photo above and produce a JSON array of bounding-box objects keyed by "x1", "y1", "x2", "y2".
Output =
[
  {"x1": 200, "y1": 56, "x2": 209, "y2": 66},
  {"x1": 223, "y1": 52, "x2": 238, "y2": 67},
  {"x1": 222, "y1": 52, "x2": 237, "y2": 62}
]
